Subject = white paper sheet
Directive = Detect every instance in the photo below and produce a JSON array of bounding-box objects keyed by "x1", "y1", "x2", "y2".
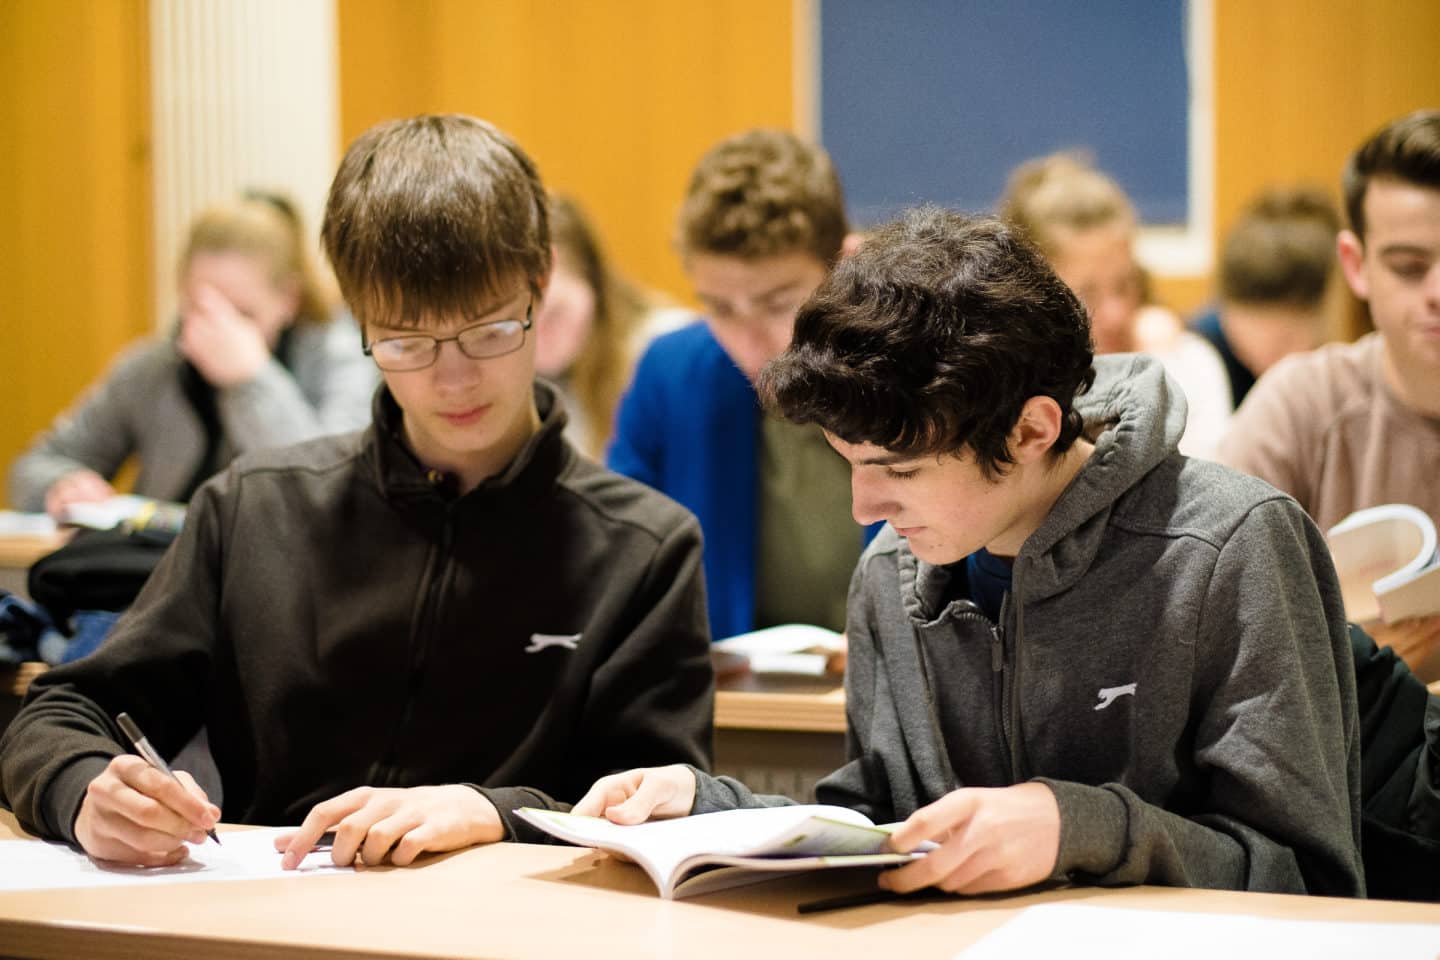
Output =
[
  {"x1": 713, "y1": 624, "x2": 845, "y2": 675},
  {"x1": 957, "y1": 904, "x2": 1440, "y2": 960},
  {"x1": 0, "y1": 827, "x2": 352, "y2": 892},
  {"x1": 0, "y1": 510, "x2": 58, "y2": 537}
]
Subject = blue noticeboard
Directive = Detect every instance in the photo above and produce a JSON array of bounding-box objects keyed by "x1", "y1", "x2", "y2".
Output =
[{"x1": 819, "y1": 0, "x2": 1191, "y2": 227}]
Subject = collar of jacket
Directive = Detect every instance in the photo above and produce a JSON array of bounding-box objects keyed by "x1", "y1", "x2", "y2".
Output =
[{"x1": 363, "y1": 377, "x2": 573, "y2": 513}]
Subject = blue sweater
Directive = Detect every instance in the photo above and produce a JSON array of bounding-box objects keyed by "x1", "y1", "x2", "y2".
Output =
[{"x1": 608, "y1": 322, "x2": 878, "y2": 639}]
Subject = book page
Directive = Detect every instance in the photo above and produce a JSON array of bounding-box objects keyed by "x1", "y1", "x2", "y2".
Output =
[
  {"x1": 517, "y1": 805, "x2": 885, "y2": 897},
  {"x1": 1328, "y1": 504, "x2": 1440, "y2": 623},
  {"x1": 958, "y1": 904, "x2": 1440, "y2": 959},
  {"x1": 0, "y1": 827, "x2": 351, "y2": 892}
]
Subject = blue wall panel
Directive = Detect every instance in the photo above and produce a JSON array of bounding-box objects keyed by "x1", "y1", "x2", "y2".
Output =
[{"x1": 820, "y1": 1, "x2": 1190, "y2": 226}]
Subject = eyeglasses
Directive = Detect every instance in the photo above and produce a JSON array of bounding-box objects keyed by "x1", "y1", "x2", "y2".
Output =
[{"x1": 363, "y1": 305, "x2": 534, "y2": 372}]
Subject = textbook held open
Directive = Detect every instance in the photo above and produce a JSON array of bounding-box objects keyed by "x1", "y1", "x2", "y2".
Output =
[
  {"x1": 516, "y1": 804, "x2": 931, "y2": 900},
  {"x1": 1328, "y1": 504, "x2": 1440, "y2": 624}
]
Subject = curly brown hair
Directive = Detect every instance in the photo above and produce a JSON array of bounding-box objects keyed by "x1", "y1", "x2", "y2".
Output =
[
  {"x1": 758, "y1": 208, "x2": 1095, "y2": 481},
  {"x1": 677, "y1": 129, "x2": 849, "y2": 264}
]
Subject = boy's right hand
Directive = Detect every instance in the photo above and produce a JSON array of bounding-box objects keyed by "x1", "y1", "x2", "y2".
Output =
[
  {"x1": 73, "y1": 755, "x2": 219, "y2": 866},
  {"x1": 44, "y1": 469, "x2": 116, "y2": 521},
  {"x1": 571, "y1": 765, "x2": 697, "y2": 824}
]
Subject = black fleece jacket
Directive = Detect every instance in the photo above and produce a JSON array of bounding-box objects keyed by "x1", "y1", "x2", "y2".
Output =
[{"x1": 0, "y1": 382, "x2": 714, "y2": 843}]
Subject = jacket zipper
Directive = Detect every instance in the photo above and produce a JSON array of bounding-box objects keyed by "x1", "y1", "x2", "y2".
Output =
[
  {"x1": 999, "y1": 567, "x2": 1025, "y2": 784},
  {"x1": 373, "y1": 509, "x2": 455, "y2": 786},
  {"x1": 990, "y1": 597, "x2": 1015, "y2": 782}
]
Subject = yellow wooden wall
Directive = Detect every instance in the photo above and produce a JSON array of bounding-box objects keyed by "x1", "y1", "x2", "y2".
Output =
[
  {"x1": 0, "y1": 1, "x2": 152, "y2": 508},
  {"x1": 337, "y1": 0, "x2": 798, "y2": 307},
  {"x1": 1209, "y1": 0, "x2": 1440, "y2": 337},
  {"x1": 4, "y1": 2, "x2": 1439, "y2": 506}
]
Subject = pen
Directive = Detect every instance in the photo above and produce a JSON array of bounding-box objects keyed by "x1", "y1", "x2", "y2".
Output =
[{"x1": 115, "y1": 711, "x2": 221, "y2": 846}]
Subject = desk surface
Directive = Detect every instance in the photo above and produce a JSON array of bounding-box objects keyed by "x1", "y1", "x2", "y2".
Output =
[
  {"x1": 715, "y1": 672, "x2": 846, "y2": 733},
  {"x1": 0, "y1": 531, "x2": 65, "y2": 568},
  {"x1": 1, "y1": 812, "x2": 1436, "y2": 960}
]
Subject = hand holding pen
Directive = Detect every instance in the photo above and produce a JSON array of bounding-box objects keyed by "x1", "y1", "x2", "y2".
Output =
[
  {"x1": 70, "y1": 713, "x2": 223, "y2": 866},
  {"x1": 116, "y1": 712, "x2": 220, "y2": 846}
]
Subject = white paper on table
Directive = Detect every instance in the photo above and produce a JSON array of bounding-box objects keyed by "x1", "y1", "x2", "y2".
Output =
[
  {"x1": 956, "y1": 904, "x2": 1440, "y2": 960},
  {"x1": 0, "y1": 510, "x2": 58, "y2": 537},
  {"x1": 713, "y1": 624, "x2": 844, "y2": 675},
  {"x1": 0, "y1": 827, "x2": 352, "y2": 892}
]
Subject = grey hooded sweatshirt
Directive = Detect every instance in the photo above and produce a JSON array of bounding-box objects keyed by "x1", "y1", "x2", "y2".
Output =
[{"x1": 694, "y1": 353, "x2": 1364, "y2": 897}]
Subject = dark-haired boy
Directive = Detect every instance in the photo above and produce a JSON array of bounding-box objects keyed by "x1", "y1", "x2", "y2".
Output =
[
  {"x1": 608, "y1": 129, "x2": 874, "y2": 639},
  {"x1": 578, "y1": 209, "x2": 1364, "y2": 897},
  {"x1": 0, "y1": 114, "x2": 713, "y2": 868}
]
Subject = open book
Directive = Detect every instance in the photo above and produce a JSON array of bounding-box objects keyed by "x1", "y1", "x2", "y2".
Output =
[
  {"x1": 1328, "y1": 504, "x2": 1440, "y2": 624},
  {"x1": 515, "y1": 805, "x2": 927, "y2": 900},
  {"x1": 57, "y1": 495, "x2": 183, "y2": 532}
]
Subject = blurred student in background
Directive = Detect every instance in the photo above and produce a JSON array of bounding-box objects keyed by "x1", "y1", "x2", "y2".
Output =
[
  {"x1": 1220, "y1": 110, "x2": 1440, "y2": 676},
  {"x1": 1000, "y1": 154, "x2": 1232, "y2": 458},
  {"x1": 8, "y1": 192, "x2": 377, "y2": 518},
  {"x1": 1192, "y1": 186, "x2": 1340, "y2": 407},
  {"x1": 608, "y1": 129, "x2": 876, "y2": 640},
  {"x1": 533, "y1": 195, "x2": 655, "y2": 459}
]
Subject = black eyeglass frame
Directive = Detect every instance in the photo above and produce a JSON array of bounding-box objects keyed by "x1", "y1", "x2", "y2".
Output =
[{"x1": 362, "y1": 304, "x2": 535, "y2": 371}]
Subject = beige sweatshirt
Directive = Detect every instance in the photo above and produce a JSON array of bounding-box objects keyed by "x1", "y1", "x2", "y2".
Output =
[{"x1": 1217, "y1": 333, "x2": 1440, "y2": 532}]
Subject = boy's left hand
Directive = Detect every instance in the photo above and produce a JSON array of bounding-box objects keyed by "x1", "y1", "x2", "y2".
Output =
[
  {"x1": 274, "y1": 785, "x2": 504, "y2": 869},
  {"x1": 880, "y1": 782, "x2": 1060, "y2": 895}
]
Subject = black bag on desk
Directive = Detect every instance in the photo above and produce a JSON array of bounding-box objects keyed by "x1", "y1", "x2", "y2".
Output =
[{"x1": 27, "y1": 523, "x2": 180, "y2": 624}]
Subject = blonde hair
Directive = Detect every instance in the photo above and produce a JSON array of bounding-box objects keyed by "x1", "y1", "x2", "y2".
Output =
[
  {"x1": 182, "y1": 192, "x2": 333, "y2": 325},
  {"x1": 549, "y1": 195, "x2": 649, "y2": 456},
  {"x1": 998, "y1": 153, "x2": 1135, "y2": 258}
]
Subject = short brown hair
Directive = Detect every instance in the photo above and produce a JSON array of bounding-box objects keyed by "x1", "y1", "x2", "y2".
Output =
[
  {"x1": 322, "y1": 114, "x2": 550, "y2": 328},
  {"x1": 1342, "y1": 109, "x2": 1440, "y2": 241},
  {"x1": 676, "y1": 129, "x2": 849, "y2": 263},
  {"x1": 1220, "y1": 186, "x2": 1339, "y2": 307}
]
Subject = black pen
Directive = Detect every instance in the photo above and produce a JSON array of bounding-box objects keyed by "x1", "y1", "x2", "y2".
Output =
[
  {"x1": 115, "y1": 712, "x2": 221, "y2": 846},
  {"x1": 797, "y1": 887, "x2": 946, "y2": 915}
]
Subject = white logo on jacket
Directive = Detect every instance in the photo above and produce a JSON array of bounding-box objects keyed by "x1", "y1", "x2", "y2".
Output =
[
  {"x1": 526, "y1": 633, "x2": 581, "y2": 653},
  {"x1": 1094, "y1": 683, "x2": 1137, "y2": 711}
]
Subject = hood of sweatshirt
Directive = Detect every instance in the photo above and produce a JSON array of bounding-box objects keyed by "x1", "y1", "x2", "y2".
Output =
[{"x1": 905, "y1": 352, "x2": 1189, "y2": 617}]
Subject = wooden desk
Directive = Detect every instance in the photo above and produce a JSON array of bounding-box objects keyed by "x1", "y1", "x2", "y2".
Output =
[
  {"x1": 1, "y1": 812, "x2": 1436, "y2": 960},
  {"x1": 714, "y1": 673, "x2": 846, "y2": 799},
  {"x1": 0, "y1": 530, "x2": 65, "y2": 600}
]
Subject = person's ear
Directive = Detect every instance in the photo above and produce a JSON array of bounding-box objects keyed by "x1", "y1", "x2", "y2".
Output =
[
  {"x1": 1337, "y1": 230, "x2": 1369, "y2": 301},
  {"x1": 840, "y1": 232, "x2": 864, "y2": 258},
  {"x1": 1009, "y1": 396, "x2": 1063, "y2": 465}
]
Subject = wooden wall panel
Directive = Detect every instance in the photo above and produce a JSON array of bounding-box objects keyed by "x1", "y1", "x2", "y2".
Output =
[
  {"x1": 338, "y1": 0, "x2": 795, "y2": 306},
  {"x1": 0, "y1": 1, "x2": 151, "y2": 508},
  {"x1": 1213, "y1": 0, "x2": 1440, "y2": 336}
]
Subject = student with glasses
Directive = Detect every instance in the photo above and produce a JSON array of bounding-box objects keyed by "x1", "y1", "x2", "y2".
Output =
[{"x1": 0, "y1": 114, "x2": 715, "y2": 870}]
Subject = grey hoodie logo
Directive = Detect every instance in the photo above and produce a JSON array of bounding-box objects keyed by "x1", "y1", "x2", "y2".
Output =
[
  {"x1": 1094, "y1": 683, "x2": 1137, "y2": 711},
  {"x1": 526, "y1": 633, "x2": 581, "y2": 653}
]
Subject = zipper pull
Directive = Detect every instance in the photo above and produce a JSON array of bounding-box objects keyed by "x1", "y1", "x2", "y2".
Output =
[{"x1": 990, "y1": 630, "x2": 1003, "y2": 672}]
